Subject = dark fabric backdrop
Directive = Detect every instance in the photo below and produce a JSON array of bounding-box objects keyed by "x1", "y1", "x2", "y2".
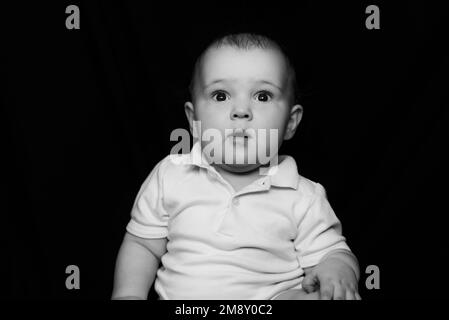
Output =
[{"x1": 2, "y1": 1, "x2": 448, "y2": 299}]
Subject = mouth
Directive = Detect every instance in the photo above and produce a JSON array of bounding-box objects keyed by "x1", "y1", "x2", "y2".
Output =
[
  {"x1": 229, "y1": 132, "x2": 250, "y2": 146},
  {"x1": 232, "y1": 136, "x2": 248, "y2": 143},
  {"x1": 228, "y1": 128, "x2": 251, "y2": 139}
]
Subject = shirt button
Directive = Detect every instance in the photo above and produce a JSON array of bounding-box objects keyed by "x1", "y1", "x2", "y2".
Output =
[{"x1": 232, "y1": 198, "x2": 240, "y2": 206}]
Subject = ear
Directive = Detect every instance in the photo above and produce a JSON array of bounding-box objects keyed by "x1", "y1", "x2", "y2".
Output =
[
  {"x1": 283, "y1": 104, "x2": 303, "y2": 140},
  {"x1": 184, "y1": 101, "x2": 195, "y2": 135}
]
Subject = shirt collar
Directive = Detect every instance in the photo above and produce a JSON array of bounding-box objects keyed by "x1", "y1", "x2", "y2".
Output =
[{"x1": 185, "y1": 140, "x2": 300, "y2": 190}]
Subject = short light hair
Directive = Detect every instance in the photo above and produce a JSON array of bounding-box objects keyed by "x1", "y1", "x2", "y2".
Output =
[{"x1": 188, "y1": 33, "x2": 300, "y2": 106}]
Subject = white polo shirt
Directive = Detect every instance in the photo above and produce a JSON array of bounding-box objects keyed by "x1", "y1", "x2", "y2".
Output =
[{"x1": 126, "y1": 141, "x2": 350, "y2": 300}]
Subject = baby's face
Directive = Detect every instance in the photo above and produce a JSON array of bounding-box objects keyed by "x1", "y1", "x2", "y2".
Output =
[{"x1": 185, "y1": 46, "x2": 302, "y2": 173}]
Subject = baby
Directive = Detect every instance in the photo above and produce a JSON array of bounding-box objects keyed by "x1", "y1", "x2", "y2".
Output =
[{"x1": 112, "y1": 33, "x2": 361, "y2": 300}]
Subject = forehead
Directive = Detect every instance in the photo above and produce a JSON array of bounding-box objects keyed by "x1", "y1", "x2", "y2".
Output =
[{"x1": 198, "y1": 46, "x2": 288, "y2": 87}]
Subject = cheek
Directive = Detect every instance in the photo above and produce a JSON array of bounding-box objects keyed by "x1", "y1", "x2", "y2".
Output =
[
  {"x1": 201, "y1": 110, "x2": 234, "y2": 130},
  {"x1": 193, "y1": 109, "x2": 229, "y2": 140},
  {"x1": 261, "y1": 110, "x2": 290, "y2": 143},
  {"x1": 256, "y1": 108, "x2": 288, "y2": 129}
]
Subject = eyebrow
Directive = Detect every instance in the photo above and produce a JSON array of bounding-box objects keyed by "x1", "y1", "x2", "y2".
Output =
[
  {"x1": 256, "y1": 80, "x2": 282, "y2": 92},
  {"x1": 203, "y1": 79, "x2": 283, "y2": 91},
  {"x1": 203, "y1": 79, "x2": 228, "y2": 89}
]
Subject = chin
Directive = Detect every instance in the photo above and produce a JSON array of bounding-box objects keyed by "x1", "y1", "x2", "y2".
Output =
[{"x1": 220, "y1": 163, "x2": 261, "y2": 174}]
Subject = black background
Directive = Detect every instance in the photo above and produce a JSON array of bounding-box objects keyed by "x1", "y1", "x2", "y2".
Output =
[{"x1": 2, "y1": 1, "x2": 448, "y2": 299}]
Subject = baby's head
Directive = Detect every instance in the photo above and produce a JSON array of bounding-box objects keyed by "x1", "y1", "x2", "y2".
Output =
[{"x1": 184, "y1": 33, "x2": 303, "y2": 174}]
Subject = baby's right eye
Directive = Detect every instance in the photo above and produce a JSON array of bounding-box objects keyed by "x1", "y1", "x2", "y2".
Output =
[{"x1": 211, "y1": 91, "x2": 228, "y2": 102}]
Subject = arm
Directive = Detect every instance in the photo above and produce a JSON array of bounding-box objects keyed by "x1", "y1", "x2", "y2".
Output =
[
  {"x1": 272, "y1": 250, "x2": 359, "y2": 300},
  {"x1": 294, "y1": 183, "x2": 360, "y2": 300},
  {"x1": 302, "y1": 249, "x2": 361, "y2": 300},
  {"x1": 273, "y1": 289, "x2": 320, "y2": 300},
  {"x1": 321, "y1": 249, "x2": 360, "y2": 280},
  {"x1": 111, "y1": 232, "x2": 167, "y2": 300}
]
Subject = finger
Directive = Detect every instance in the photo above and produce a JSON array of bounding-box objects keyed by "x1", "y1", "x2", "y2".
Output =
[
  {"x1": 319, "y1": 282, "x2": 334, "y2": 300},
  {"x1": 305, "y1": 290, "x2": 320, "y2": 300},
  {"x1": 355, "y1": 292, "x2": 362, "y2": 300},
  {"x1": 301, "y1": 275, "x2": 318, "y2": 293},
  {"x1": 333, "y1": 283, "x2": 345, "y2": 300},
  {"x1": 345, "y1": 289, "x2": 356, "y2": 300}
]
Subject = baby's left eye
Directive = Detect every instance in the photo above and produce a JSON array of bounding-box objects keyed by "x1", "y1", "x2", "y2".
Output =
[{"x1": 255, "y1": 91, "x2": 272, "y2": 102}]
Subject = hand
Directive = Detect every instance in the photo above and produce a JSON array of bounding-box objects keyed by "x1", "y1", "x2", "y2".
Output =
[
  {"x1": 302, "y1": 253, "x2": 361, "y2": 300},
  {"x1": 274, "y1": 289, "x2": 320, "y2": 300}
]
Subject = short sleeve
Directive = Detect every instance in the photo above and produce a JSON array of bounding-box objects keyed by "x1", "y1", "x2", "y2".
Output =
[
  {"x1": 126, "y1": 158, "x2": 169, "y2": 239},
  {"x1": 294, "y1": 183, "x2": 350, "y2": 268}
]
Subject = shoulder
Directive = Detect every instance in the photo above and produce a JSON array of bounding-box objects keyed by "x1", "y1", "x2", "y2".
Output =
[
  {"x1": 135, "y1": 153, "x2": 194, "y2": 200},
  {"x1": 291, "y1": 175, "x2": 334, "y2": 224},
  {"x1": 296, "y1": 174, "x2": 327, "y2": 201},
  {"x1": 148, "y1": 152, "x2": 196, "y2": 185},
  {"x1": 136, "y1": 153, "x2": 187, "y2": 184}
]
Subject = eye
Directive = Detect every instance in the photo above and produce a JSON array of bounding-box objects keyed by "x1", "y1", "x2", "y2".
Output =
[
  {"x1": 255, "y1": 91, "x2": 273, "y2": 102},
  {"x1": 211, "y1": 90, "x2": 228, "y2": 102}
]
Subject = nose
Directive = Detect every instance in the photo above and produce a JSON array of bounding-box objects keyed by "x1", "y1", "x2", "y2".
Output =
[{"x1": 230, "y1": 104, "x2": 253, "y2": 121}]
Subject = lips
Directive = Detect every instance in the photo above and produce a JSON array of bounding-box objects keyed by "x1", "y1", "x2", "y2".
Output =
[
  {"x1": 232, "y1": 132, "x2": 248, "y2": 138},
  {"x1": 229, "y1": 128, "x2": 250, "y2": 138}
]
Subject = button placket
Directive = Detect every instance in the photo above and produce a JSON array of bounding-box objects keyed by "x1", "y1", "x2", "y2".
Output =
[
  {"x1": 234, "y1": 179, "x2": 270, "y2": 197},
  {"x1": 207, "y1": 168, "x2": 236, "y2": 195},
  {"x1": 218, "y1": 196, "x2": 239, "y2": 236}
]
